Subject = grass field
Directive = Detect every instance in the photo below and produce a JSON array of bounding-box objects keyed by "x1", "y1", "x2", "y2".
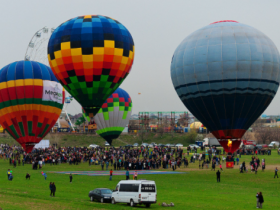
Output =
[{"x1": 0, "y1": 150, "x2": 280, "y2": 210}]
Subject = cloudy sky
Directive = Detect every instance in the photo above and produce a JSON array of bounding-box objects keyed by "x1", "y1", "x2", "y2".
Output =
[{"x1": 1, "y1": 0, "x2": 280, "y2": 115}]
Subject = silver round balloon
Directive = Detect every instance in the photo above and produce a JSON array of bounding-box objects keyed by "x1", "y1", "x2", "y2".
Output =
[{"x1": 171, "y1": 20, "x2": 280, "y2": 141}]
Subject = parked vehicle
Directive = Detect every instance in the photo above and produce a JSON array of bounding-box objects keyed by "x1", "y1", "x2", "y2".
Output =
[
  {"x1": 158, "y1": 144, "x2": 165, "y2": 147},
  {"x1": 175, "y1": 143, "x2": 183, "y2": 147},
  {"x1": 203, "y1": 138, "x2": 220, "y2": 147},
  {"x1": 245, "y1": 145, "x2": 254, "y2": 149},
  {"x1": 89, "y1": 144, "x2": 99, "y2": 148},
  {"x1": 125, "y1": 144, "x2": 134, "y2": 148},
  {"x1": 256, "y1": 144, "x2": 263, "y2": 149},
  {"x1": 189, "y1": 144, "x2": 200, "y2": 149},
  {"x1": 261, "y1": 144, "x2": 268, "y2": 148},
  {"x1": 195, "y1": 141, "x2": 204, "y2": 147},
  {"x1": 268, "y1": 141, "x2": 280, "y2": 148},
  {"x1": 133, "y1": 143, "x2": 139, "y2": 147},
  {"x1": 111, "y1": 180, "x2": 157, "y2": 208},
  {"x1": 89, "y1": 188, "x2": 112, "y2": 203},
  {"x1": 165, "y1": 144, "x2": 171, "y2": 147},
  {"x1": 169, "y1": 144, "x2": 176, "y2": 147},
  {"x1": 141, "y1": 143, "x2": 149, "y2": 147},
  {"x1": 242, "y1": 140, "x2": 256, "y2": 146}
]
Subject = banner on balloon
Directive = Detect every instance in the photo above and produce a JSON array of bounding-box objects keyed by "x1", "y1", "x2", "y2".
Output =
[{"x1": 43, "y1": 81, "x2": 63, "y2": 104}]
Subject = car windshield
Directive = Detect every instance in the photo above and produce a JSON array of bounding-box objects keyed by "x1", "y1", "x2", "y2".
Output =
[{"x1": 101, "y1": 189, "x2": 112, "y2": 194}]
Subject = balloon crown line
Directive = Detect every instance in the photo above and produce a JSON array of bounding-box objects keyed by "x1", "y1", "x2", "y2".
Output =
[{"x1": 210, "y1": 20, "x2": 239, "y2": 25}]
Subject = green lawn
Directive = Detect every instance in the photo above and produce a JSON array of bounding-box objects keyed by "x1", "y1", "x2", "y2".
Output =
[{"x1": 0, "y1": 152, "x2": 280, "y2": 210}]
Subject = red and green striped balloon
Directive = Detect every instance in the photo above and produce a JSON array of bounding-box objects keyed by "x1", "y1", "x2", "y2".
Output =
[{"x1": 0, "y1": 61, "x2": 65, "y2": 152}]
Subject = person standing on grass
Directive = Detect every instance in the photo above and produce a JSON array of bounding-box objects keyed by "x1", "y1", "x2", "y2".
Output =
[
  {"x1": 256, "y1": 192, "x2": 259, "y2": 208},
  {"x1": 49, "y1": 182, "x2": 53, "y2": 196},
  {"x1": 7, "y1": 169, "x2": 10, "y2": 180},
  {"x1": 216, "y1": 170, "x2": 221, "y2": 182},
  {"x1": 172, "y1": 160, "x2": 175, "y2": 171},
  {"x1": 134, "y1": 171, "x2": 138, "y2": 180},
  {"x1": 70, "y1": 173, "x2": 73, "y2": 183},
  {"x1": 236, "y1": 157, "x2": 239, "y2": 165},
  {"x1": 126, "y1": 168, "x2": 130, "y2": 180},
  {"x1": 219, "y1": 164, "x2": 223, "y2": 171},
  {"x1": 258, "y1": 192, "x2": 264, "y2": 209},
  {"x1": 109, "y1": 169, "x2": 113, "y2": 181},
  {"x1": 26, "y1": 173, "x2": 30, "y2": 180},
  {"x1": 274, "y1": 167, "x2": 279, "y2": 178},
  {"x1": 262, "y1": 161, "x2": 265, "y2": 172},
  {"x1": 51, "y1": 182, "x2": 56, "y2": 197}
]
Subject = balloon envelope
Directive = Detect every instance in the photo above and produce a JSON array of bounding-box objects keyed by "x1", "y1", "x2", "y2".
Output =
[
  {"x1": 82, "y1": 107, "x2": 90, "y2": 122},
  {"x1": 48, "y1": 15, "x2": 135, "y2": 117},
  {"x1": 171, "y1": 20, "x2": 280, "y2": 152},
  {"x1": 0, "y1": 61, "x2": 65, "y2": 152},
  {"x1": 93, "y1": 88, "x2": 132, "y2": 145}
]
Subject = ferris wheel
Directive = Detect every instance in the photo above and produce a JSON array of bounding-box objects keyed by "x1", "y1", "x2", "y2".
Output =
[
  {"x1": 24, "y1": 27, "x2": 55, "y2": 66},
  {"x1": 24, "y1": 27, "x2": 76, "y2": 131}
]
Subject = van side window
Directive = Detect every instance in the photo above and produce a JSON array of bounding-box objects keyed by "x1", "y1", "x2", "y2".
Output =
[
  {"x1": 116, "y1": 185, "x2": 119, "y2": 191},
  {"x1": 119, "y1": 184, "x2": 139, "y2": 192},
  {"x1": 141, "y1": 184, "x2": 156, "y2": 192}
]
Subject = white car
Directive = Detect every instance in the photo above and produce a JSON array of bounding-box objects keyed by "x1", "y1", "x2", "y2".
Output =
[
  {"x1": 89, "y1": 144, "x2": 99, "y2": 148},
  {"x1": 111, "y1": 180, "x2": 157, "y2": 208},
  {"x1": 133, "y1": 143, "x2": 139, "y2": 147},
  {"x1": 175, "y1": 143, "x2": 183, "y2": 147},
  {"x1": 189, "y1": 144, "x2": 200, "y2": 149},
  {"x1": 141, "y1": 143, "x2": 149, "y2": 147}
]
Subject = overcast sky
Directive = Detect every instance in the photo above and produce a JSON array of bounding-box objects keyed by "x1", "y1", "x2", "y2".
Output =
[{"x1": 1, "y1": 0, "x2": 280, "y2": 115}]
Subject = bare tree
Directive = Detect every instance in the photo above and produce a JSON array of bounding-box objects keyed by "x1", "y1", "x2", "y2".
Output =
[
  {"x1": 242, "y1": 131, "x2": 252, "y2": 141},
  {"x1": 255, "y1": 127, "x2": 273, "y2": 144}
]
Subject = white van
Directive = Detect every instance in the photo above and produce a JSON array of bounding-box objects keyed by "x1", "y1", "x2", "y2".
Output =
[
  {"x1": 268, "y1": 141, "x2": 280, "y2": 148},
  {"x1": 111, "y1": 180, "x2": 157, "y2": 207}
]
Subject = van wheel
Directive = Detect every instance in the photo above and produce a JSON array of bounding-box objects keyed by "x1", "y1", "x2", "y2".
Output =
[
  {"x1": 127, "y1": 203, "x2": 130, "y2": 206},
  {"x1": 111, "y1": 198, "x2": 116, "y2": 204},
  {"x1": 130, "y1": 199, "x2": 135, "y2": 207},
  {"x1": 100, "y1": 198, "x2": 104, "y2": 203},
  {"x1": 145, "y1": 204, "x2": 151, "y2": 208},
  {"x1": 90, "y1": 196, "x2": 94, "y2": 202}
]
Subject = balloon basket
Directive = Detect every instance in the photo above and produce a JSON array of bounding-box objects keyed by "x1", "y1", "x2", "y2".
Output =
[{"x1": 226, "y1": 161, "x2": 234, "y2": 168}]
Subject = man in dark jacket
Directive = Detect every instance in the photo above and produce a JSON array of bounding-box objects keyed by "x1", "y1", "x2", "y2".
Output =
[
  {"x1": 216, "y1": 170, "x2": 221, "y2": 182},
  {"x1": 51, "y1": 182, "x2": 56, "y2": 197},
  {"x1": 274, "y1": 167, "x2": 278, "y2": 178}
]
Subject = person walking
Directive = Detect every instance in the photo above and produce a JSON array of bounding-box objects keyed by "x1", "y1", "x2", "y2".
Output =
[
  {"x1": 274, "y1": 167, "x2": 278, "y2": 178},
  {"x1": 109, "y1": 169, "x2": 113, "y2": 181},
  {"x1": 126, "y1": 169, "x2": 130, "y2": 180},
  {"x1": 219, "y1": 164, "x2": 223, "y2": 171},
  {"x1": 258, "y1": 192, "x2": 264, "y2": 209},
  {"x1": 51, "y1": 182, "x2": 56, "y2": 197},
  {"x1": 216, "y1": 170, "x2": 221, "y2": 182},
  {"x1": 69, "y1": 173, "x2": 73, "y2": 183}
]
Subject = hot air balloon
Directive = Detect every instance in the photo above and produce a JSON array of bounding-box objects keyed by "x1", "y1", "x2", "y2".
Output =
[
  {"x1": 93, "y1": 87, "x2": 132, "y2": 145},
  {"x1": 48, "y1": 15, "x2": 135, "y2": 118},
  {"x1": 82, "y1": 107, "x2": 90, "y2": 122},
  {"x1": 171, "y1": 20, "x2": 280, "y2": 154},
  {"x1": 0, "y1": 61, "x2": 65, "y2": 153}
]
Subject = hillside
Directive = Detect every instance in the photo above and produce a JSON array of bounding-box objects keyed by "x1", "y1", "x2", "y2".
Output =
[{"x1": 0, "y1": 131, "x2": 203, "y2": 147}]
